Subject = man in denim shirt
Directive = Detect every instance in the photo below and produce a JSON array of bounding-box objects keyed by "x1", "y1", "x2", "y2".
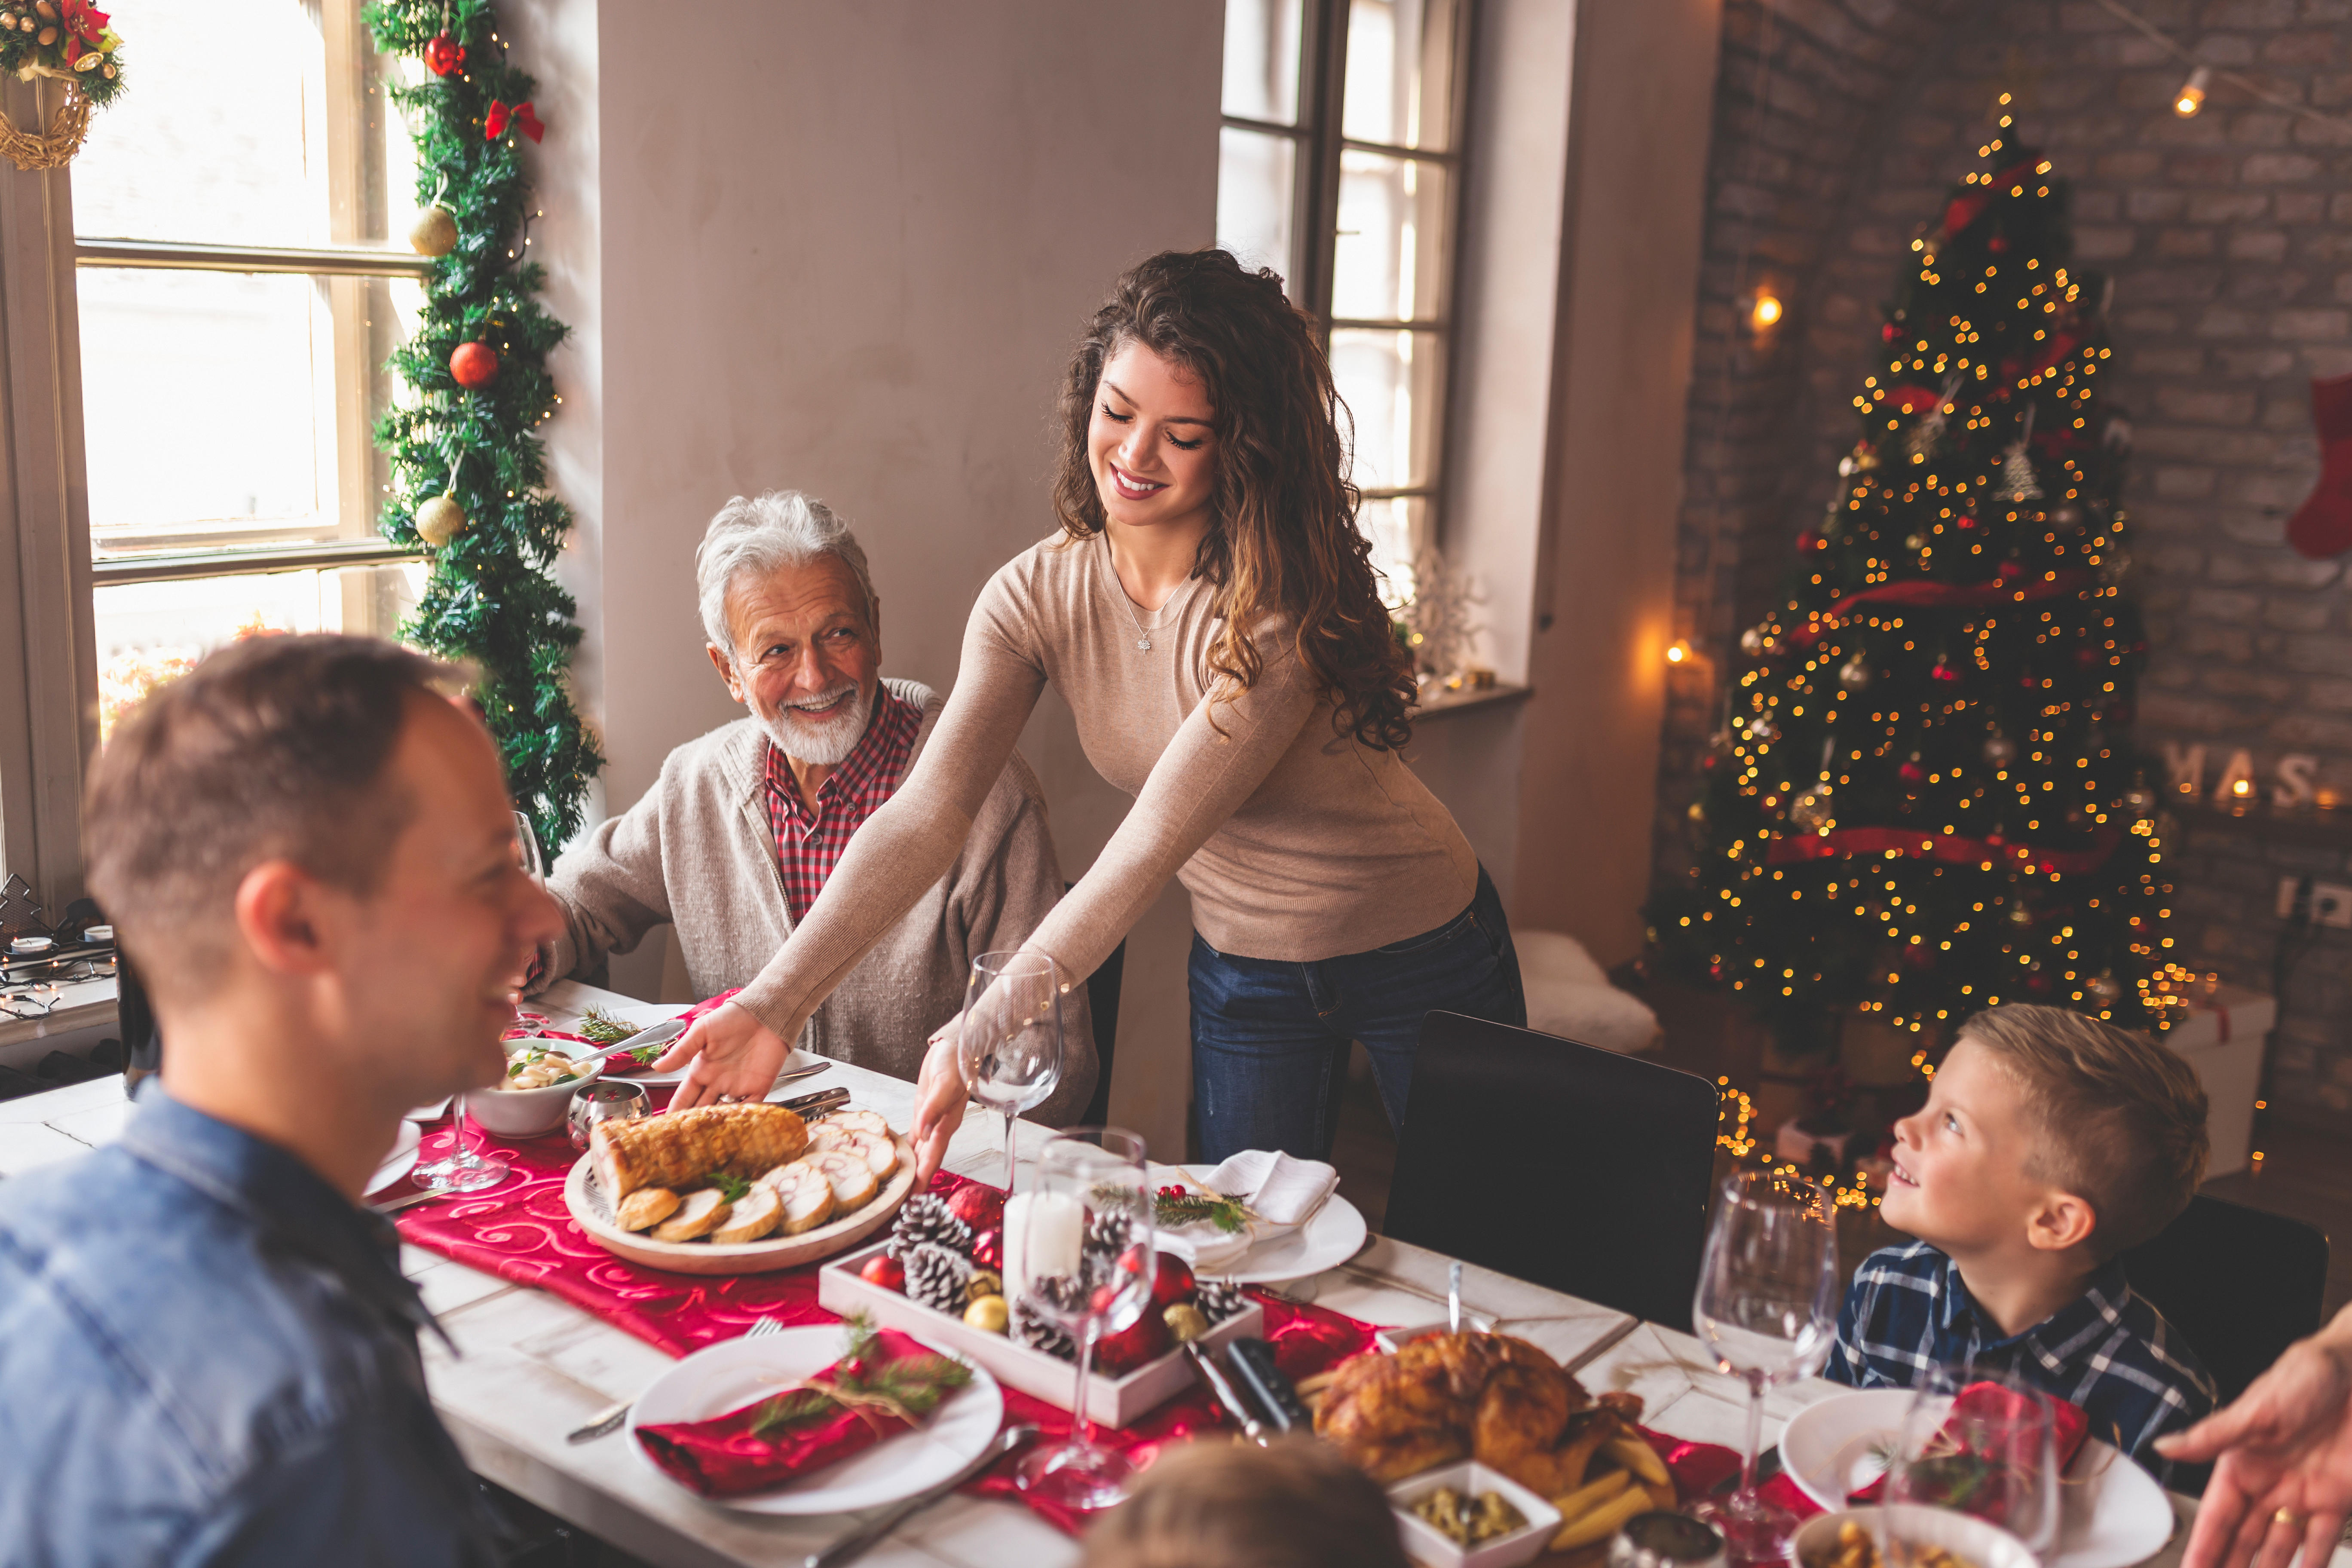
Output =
[{"x1": 0, "y1": 636, "x2": 564, "y2": 1564}]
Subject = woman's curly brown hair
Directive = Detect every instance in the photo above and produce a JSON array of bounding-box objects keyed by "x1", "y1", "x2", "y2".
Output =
[{"x1": 1051, "y1": 248, "x2": 1416, "y2": 751}]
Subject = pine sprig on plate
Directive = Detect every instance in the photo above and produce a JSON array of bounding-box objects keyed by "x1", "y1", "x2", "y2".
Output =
[
  {"x1": 747, "y1": 1311, "x2": 972, "y2": 1437},
  {"x1": 1153, "y1": 1184, "x2": 1254, "y2": 1234},
  {"x1": 576, "y1": 1006, "x2": 643, "y2": 1044}
]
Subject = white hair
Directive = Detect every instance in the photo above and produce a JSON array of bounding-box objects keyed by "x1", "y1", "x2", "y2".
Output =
[{"x1": 695, "y1": 490, "x2": 878, "y2": 658}]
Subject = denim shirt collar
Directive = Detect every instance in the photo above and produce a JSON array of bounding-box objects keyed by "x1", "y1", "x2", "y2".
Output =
[
  {"x1": 1934, "y1": 1250, "x2": 2131, "y2": 1366},
  {"x1": 118, "y1": 1093, "x2": 448, "y2": 1350}
]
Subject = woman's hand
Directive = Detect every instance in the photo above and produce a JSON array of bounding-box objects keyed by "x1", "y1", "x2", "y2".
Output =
[
  {"x1": 655, "y1": 1000, "x2": 790, "y2": 1110},
  {"x1": 910, "y1": 1018, "x2": 970, "y2": 1183},
  {"x1": 2159, "y1": 1310, "x2": 2352, "y2": 1568}
]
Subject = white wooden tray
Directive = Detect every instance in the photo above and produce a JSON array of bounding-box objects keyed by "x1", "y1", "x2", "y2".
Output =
[
  {"x1": 563, "y1": 1137, "x2": 916, "y2": 1276},
  {"x1": 817, "y1": 1239, "x2": 1265, "y2": 1428}
]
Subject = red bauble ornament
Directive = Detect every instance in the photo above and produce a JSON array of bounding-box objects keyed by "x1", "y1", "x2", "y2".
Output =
[
  {"x1": 1899, "y1": 759, "x2": 1927, "y2": 785},
  {"x1": 1150, "y1": 1254, "x2": 1195, "y2": 1312},
  {"x1": 859, "y1": 1254, "x2": 906, "y2": 1292},
  {"x1": 946, "y1": 1185, "x2": 1005, "y2": 1232},
  {"x1": 423, "y1": 32, "x2": 464, "y2": 76},
  {"x1": 1988, "y1": 234, "x2": 2010, "y2": 254},
  {"x1": 1956, "y1": 514, "x2": 1980, "y2": 531},
  {"x1": 969, "y1": 1229, "x2": 1002, "y2": 1270},
  {"x1": 1881, "y1": 322, "x2": 1900, "y2": 343},
  {"x1": 1931, "y1": 658, "x2": 1961, "y2": 683},
  {"x1": 450, "y1": 341, "x2": 499, "y2": 389},
  {"x1": 1092, "y1": 1309, "x2": 1173, "y2": 1375}
]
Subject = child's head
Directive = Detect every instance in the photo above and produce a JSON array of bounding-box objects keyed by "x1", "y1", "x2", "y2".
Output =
[
  {"x1": 1881, "y1": 1004, "x2": 2208, "y2": 1263},
  {"x1": 1078, "y1": 1436, "x2": 1411, "y2": 1568}
]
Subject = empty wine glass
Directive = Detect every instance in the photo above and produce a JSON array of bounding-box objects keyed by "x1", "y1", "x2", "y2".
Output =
[
  {"x1": 1012, "y1": 1127, "x2": 1153, "y2": 1513},
  {"x1": 959, "y1": 950, "x2": 1065, "y2": 1194},
  {"x1": 415, "y1": 812, "x2": 542, "y2": 1194},
  {"x1": 1882, "y1": 1365, "x2": 2060, "y2": 1561},
  {"x1": 1688, "y1": 1169, "x2": 1841, "y2": 1568}
]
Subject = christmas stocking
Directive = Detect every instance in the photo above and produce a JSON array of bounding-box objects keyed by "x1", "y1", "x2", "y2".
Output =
[{"x1": 2288, "y1": 371, "x2": 2352, "y2": 558}]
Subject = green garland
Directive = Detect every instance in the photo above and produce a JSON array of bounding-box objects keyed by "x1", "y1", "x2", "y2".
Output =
[{"x1": 364, "y1": 0, "x2": 600, "y2": 851}]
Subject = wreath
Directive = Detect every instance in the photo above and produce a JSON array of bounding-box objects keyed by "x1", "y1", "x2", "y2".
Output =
[{"x1": 0, "y1": 0, "x2": 122, "y2": 170}]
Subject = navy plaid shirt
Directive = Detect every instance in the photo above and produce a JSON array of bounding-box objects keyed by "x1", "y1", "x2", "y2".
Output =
[{"x1": 1827, "y1": 1240, "x2": 2215, "y2": 1492}]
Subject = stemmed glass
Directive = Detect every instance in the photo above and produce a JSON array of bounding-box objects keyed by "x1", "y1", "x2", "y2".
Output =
[
  {"x1": 1012, "y1": 1127, "x2": 1153, "y2": 1513},
  {"x1": 958, "y1": 950, "x2": 1064, "y2": 1194},
  {"x1": 1688, "y1": 1168, "x2": 1842, "y2": 1567},
  {"x1": 1883, "y1": 1366, "x2": 2061, "y2": 1562},
  {"x1": 415, "y1": 811, "x2": 542, "y2": 1194}
]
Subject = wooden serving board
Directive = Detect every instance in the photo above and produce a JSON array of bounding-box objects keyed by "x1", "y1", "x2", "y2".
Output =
[{"x1": 561, "y1": 1135, "x2": 917, "y2": 1276}]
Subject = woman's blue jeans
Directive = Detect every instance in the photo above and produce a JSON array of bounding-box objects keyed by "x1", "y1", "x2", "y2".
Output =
[{"x1": 1188, "y1": 865, "x2": 1525, "y2": 1163}]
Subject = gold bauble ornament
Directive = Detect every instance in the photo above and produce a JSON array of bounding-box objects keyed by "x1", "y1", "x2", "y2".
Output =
[
  {"x1": 414, "y1": 494, "x2": 467, "y2": 546},
  {"x1": 408, "y1": 205, "x2": 459, "y2": 258},
  {"x1": 962, "y1": 1295, "x2": 1009, "y2": 1334},
  {"x1": 1163, "y1": 1302, "x2": 1211, "y2": 1344}
]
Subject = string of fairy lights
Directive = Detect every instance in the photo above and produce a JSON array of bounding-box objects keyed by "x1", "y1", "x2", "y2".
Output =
[{"x1": 2092, "y1": 0, "x2": 2352, "y2": 139}]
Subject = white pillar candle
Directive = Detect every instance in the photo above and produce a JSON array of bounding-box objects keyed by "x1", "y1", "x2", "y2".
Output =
[{"x1": 1004, "y1": 1190, "x2": 1085, "y2": 1301}]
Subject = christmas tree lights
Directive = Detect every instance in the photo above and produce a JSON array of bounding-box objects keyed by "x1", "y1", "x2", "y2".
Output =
[{"x1": 1655, "y1": 108, "x2": 2179, "y2": 1057}]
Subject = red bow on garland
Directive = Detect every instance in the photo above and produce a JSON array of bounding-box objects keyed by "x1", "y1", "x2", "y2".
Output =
[
  {"x1": 485, "y1": 100, "x2": 545, "y2": 143},
  {"x1": 59, "y1": 0, "x2": 106, "y2": 49},
  {"x1": 1940, "y1": 153, "x2": 2045, "y2": 241}
]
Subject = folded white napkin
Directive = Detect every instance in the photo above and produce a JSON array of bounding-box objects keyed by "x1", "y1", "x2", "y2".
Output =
[{"x1": 1204, "y1": 1149, "x2": 1340, "y2": 1226}]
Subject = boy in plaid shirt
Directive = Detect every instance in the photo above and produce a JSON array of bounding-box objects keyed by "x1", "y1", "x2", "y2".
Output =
[{"x1": 1828, "y1": 1004, "x2": 2216, "y2": 1488}]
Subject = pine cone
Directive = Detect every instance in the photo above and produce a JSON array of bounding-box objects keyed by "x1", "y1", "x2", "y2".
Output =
[
  {"x1": 888, "y1": 1194, "x2": 973, "y2": 1260},
  {"x1": 1082, "y1": 1210, "x2": 1130, "y2": 1260},
  {"x1": 904, "y1": 1241, "x2": 974, "y2": 1315},
  {"x1": 1012, "y1": 1294, "x2": 1077, "y2": 1360},
  {"x1": 1195, "y1": 1277, "x2": 1248, "y2": 1324}
]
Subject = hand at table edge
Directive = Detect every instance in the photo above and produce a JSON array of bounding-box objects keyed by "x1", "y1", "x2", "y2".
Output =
[
  {"x1": 2159, "y1": 1306, "x2": 2352, "y2": 1568},
  {"x1": 655, "y1": 1000, "x2": 790, "y2": 1111},
  {"x1": 910, "y1": 1026, "x2": 968, "y2": 1185}
]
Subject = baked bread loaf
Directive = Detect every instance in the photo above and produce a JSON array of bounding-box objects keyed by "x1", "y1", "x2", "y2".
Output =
[{"x1": 592, "y1": 1103, "x2": 809, "y2": 1200}]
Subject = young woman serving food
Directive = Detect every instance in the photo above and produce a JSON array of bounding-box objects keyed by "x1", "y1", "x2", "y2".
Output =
[{"x1": 659, "y1": 248, "x2": 1524, "y2": 1172}]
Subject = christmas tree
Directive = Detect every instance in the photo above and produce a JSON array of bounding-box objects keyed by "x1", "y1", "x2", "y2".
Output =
[{"x1": 1655, "y1": 106, "x2": 2183, "y2": 1052}]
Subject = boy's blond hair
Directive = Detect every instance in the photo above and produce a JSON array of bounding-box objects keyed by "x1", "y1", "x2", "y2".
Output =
[
  {"x1": 1077, "y1": 1436, "x2": 1410, "y2": 1568},
  {"x1": 1958, "y1": 1004, "x2": 2208, "y2": 1257}
]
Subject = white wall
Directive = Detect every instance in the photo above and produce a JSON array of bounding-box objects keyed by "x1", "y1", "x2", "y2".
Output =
[{"x1": 575, "y1": 0, "x2": 1222, "y2": 1159}]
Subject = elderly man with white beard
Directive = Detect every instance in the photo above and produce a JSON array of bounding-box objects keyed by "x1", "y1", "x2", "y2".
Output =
[{"x1": 533, "y1": 490, "x2": 1096, "y2": 1121}]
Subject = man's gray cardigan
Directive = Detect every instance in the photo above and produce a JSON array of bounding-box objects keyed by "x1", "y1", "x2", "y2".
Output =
[{"x1": 536, "y1": 678, "x2": 1097, "y2": 1124}]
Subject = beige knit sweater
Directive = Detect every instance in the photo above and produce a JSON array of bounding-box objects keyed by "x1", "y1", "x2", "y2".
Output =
[
  {"x1": 536, "y1": 677, "x2": 1097, "y2": 1124},
  {"x1": 734, "y1": 534, "x2": 1477, "y2": 1044}
]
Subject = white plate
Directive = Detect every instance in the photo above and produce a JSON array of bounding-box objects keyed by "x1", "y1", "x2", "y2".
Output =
[
  {"x1": 1780, "y1": 1388, "x2": 2176, "y2": 1568},
  {"x1": 581, "y1": 1003, "x2": 823, "y2": 1091},
  {"x1": 402, "y1": 1097, "x2": 451, "y2": 1122},
  {"x1": 368, "y1": 1120, "x2": 422, "y2": 1193},
  {"x1": 1154, "y1": 1169, "x2": 1369, "y2": 1283},
  {"x1": 626, "y1": 1324, "x2": 1003, "y2": 1513}
]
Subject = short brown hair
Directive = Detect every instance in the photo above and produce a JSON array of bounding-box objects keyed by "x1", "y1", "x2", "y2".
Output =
[
  {"x1": 1958, "y1": 1004, "x2": 2209, "y2": 1256},
  {"x1": 84, "y1": 634, "x2": 469, "y2": 998},
  {"x1": 1077, "y1": 1436, "x2": 1410, "y2": 1568}
]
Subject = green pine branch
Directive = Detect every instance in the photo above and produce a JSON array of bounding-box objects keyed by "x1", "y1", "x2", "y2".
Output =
[{"x1": 364, "y1": 0, "x2": 601, "y2": 850}]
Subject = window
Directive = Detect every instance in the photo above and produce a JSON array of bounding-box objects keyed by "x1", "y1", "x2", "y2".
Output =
[
  {"x1": 71, "y1": 0, "x2": 431, "y2": 737},
  {"x1": 1218, "y1": 0, "x2": 1468, "y2": 601}
]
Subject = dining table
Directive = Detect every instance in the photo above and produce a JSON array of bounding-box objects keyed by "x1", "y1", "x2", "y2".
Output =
[{"x1": 0, "y1": 976, "x2": 2328, "y2": 1568}]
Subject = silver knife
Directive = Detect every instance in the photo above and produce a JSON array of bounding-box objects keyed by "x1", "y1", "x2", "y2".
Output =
[
  {"x1": 803, "y1": 1422, "x2": 1039, "y2": 1568},
  {"x1": 1185, "y1": 1342, "x2": 1269, "y2": 1444}
]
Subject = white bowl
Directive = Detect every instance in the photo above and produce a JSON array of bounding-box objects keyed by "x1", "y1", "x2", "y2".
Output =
[
  {"x1": 1792, "y1": 1506, "x2": 2038, "y2": 1568},
  {"x1": 1389, "y1": 1461, "x2": 1563, "y2": 1568},
  {"x1": 465, "y1": 1039, "x2": 604, "y2": 1138}
]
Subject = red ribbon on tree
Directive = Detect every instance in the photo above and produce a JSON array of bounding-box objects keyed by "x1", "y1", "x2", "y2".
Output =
[
  {"x1": 1940, "y1": 153, "x2": 2045, "y2": 240},
  {"x1": 1781, "y1": 568, "x2": 2096, "y2": 651},
  {"x1": 1765, "y1": 824, "x2": 2124, "y2": 876},
  {"x1": 485, "y1": 100, "x2": 545, "y2": 143}
]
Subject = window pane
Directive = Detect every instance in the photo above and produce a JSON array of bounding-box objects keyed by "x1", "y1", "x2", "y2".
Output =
[
  {"x1": 1332, "y1": 150, "x2": 1450, "y2": 322},
  {"x1": 1218, "y1": 128, "x2": 1297, "y2": 284},
  {"x1": 72, "y1": 0, "x2": 421, "y2": 247},
  {"x1": 1332, "y1": 327, "x2": 1444, "y2": 492},
  {"x1": 1342, "y1": 0, "x2": 1459, "y2": 151},
  {"x1": 95, "y1": 563, "x2": 428, "y2": 741},
  {"x1": 1222, "y1": 0, "x2": 1305, "y2": 123},
  {"x1": 79, "y1": 267, "x2": 422, "y2": 556},
  {"x1": 1359, "y1": 495, "x2": 1424, "y2": 608}
]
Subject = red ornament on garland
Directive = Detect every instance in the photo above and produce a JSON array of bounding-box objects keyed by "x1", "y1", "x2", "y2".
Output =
[
  {"x1": 423, "y1": 33, "x2": 464, "y2": 76},
  {"x1": 858, "y1": 1253, "x2": 906, "y2": 1292},
  {"x1": 450, "y1": 341, "x2": 499, "y2": 389}
]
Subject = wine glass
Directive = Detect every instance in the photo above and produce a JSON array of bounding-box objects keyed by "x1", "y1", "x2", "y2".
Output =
[
  {"x1": 1882, "y1": 1366, "x2": 2060, "y2": 1562},
  {"x1": 1687, "y1": 1168, "x2": 1841, "y2": 1568},
  {"x1": 1012, "y1": 1127, "x2": 1153, "y2": 1513},
  {"x1": 415, "y1": 811, "x2": 542, "y2": 1194},
  {"x1": 958, "y1": 950, "x2": 1065, "y2": 1194}
]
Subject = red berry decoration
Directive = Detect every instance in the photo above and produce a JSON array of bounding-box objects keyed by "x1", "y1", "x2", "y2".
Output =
[
  {"x1": 946, "y1": 1184, "x2": 1005, "y2": 1232},
  {"x1": 859, "y1": 1253, "x2": 906, "y2": 1292},
  {"x1": 1092, "y1": 1309, "x2": 1173, "y2": 1376},
  {"x1": 1149, "y1": 1254, "x2": 1195, "y2": 1311},
  {"x1": 450, "y1": 341, "x2": 499, "y2": 389},
  {"x1": 969, "y1": 1229, "x2": 1002, "y2": 1270},
  {"x1": 423, "y1": 32, "x2": 464, "y2": 76}
]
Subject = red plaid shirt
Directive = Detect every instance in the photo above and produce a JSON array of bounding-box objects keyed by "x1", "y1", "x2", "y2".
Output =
[{"x1": 762, "y1": 686, "x2": 924, "y2": 922}]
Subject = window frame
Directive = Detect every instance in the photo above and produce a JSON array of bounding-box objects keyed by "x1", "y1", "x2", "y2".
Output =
[{"x1": 1219, "y1": 0, "x2": 1476, "y2": 552}]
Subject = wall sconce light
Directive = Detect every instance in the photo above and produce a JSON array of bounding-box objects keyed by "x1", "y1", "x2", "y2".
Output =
[
  {"x1": 2174, "y1": 66, "x2": 2210, "y2": 117},
  {"x1": 1666, "y1": 640, "x2": 1693, "y2": 665},
  {"x1": 1750, "y1": 293, "x2": 1784, "y2": 330}
]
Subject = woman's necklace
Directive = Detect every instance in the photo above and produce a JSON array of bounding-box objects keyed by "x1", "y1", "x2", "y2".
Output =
[{"x1": 1118, "y1": 588, "x2": 1157, "y2": 652}]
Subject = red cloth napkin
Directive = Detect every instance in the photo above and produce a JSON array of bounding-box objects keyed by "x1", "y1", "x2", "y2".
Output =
[
  {"x1": 1849, "y1": 1380, "x2": 2088, "y2": 1521},
  {"x1": 634, "y1": 1327, "x2": 970, "y2": 1498}
]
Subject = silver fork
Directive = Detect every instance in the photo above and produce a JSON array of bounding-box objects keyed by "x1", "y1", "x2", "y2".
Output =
[{"x1": 565, "y1": 1316, "x2": 782, "y2": 1444}]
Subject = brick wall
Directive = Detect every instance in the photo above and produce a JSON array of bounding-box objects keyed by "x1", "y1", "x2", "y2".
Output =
[{"x1": 1659, "y1": 0, "x2": 2352, "y2": 1118}]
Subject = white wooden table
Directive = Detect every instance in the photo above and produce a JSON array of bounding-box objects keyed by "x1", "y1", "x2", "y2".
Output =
[{"x1": 0, "y1": 977, "x2": 2287, "y2": 1568}]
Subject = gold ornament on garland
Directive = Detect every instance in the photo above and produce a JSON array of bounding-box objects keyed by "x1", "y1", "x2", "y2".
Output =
[
  {"x1": 408, "y1": 204, "x2": 458, "y2": 257},
  {"x1": 0, "y1": 0, "x2": 125, "y2": 171},
  {"x1": 414, "y1": 493, "x2": 467, "y2": 546}
]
